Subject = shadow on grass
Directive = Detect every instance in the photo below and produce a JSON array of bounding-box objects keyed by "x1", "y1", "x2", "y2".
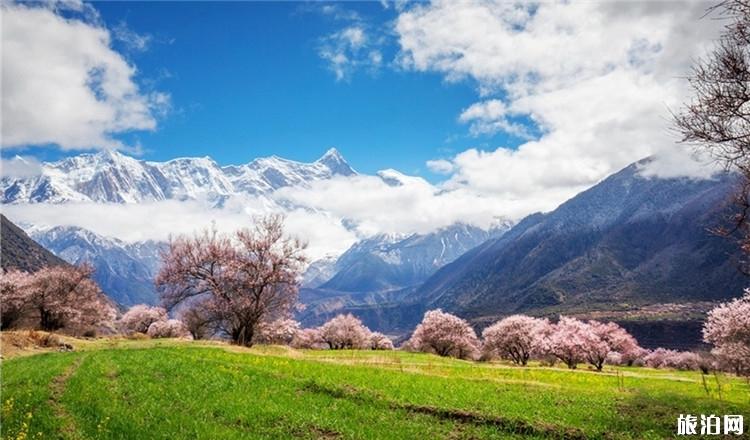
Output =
[{"x1": 300, "y1": 380, "x2": 589, "y2": 440}]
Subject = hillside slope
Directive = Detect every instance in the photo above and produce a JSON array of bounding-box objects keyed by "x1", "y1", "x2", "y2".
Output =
[
  {"x1": 417, "y1": 160, "x2": 745, "y2": 319},
  {"x1": 0, "y1": 214, "x2": 67, "y2": 272}
]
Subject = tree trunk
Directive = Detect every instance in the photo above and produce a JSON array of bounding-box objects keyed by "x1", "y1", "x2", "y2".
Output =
[{"x1": 232, "y1": 325, "x2": 255, "y2": 347}]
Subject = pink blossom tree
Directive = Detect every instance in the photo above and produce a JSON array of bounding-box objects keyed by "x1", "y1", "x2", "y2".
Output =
[
  {"x1": 406, "y1": 310, "x2": 480, "y2": 360},
  {"x1": 146, "y1": 319, "x2": 192, "y2": 339},
  {"x1": 582, "y1": 321, "x2": 643, "y2": 371},
  {"x1": 712, "y1": 342, "x2": 750, "y2": 375},
  {"x1": 608, "y1": 327, "x2": 647, "y2": 367},
  {"x1": 25, "y1": 264, "x2": 116, "y2": 332},
  {"x1": 119, "y1": 304, "x2": 168, "y2": 334},
  {"x1": 291, "y1": 328, "x2": 324, "y2": 349},
  {"x1": 369, "y1": 332, "x2": 394, "y2": 350},
  {"x1": 644, "y1": 348, "x2": 677, "y2": 369},
  {"x1": 156, "y1": 215, "x2": 307, "y2": 347},
  {"x1": 255, "y1": 318, "x2": 301, "y2": 345},
  {"x1": 703, "y1": 289, "x2": 750, "y2": 376},
  {"x1": 0, "y1": 270, "x2": 33, "y2": 330},
  {"x1": 318, "y1": 314, "x2": 372, "y2": 349},
  {"x1": 482, "y1": 315, "x2": 548, "y2": 365},
  {"x1": 540, "y1": 316, "x2": 588, "y2": 369}
]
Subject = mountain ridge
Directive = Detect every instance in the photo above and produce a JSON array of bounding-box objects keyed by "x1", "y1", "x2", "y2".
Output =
[{"x1": 1, "y1": 148, "x2": 356, "y2": 204}]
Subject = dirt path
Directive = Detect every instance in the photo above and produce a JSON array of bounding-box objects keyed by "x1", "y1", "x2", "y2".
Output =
[{"x1": 49, "y1": 355, "x2": 85, "y2": 440}]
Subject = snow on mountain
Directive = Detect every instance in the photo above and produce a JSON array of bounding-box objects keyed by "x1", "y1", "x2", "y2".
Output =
[
  {"x1": 1, "y1": 148, "x2": 356, "y2": 204},
  {"x1": 30, "y1": 225, "x2": 164, "y2": 306},
  {"x1": 301, "y1": 254, "x2": 339, "y2": 288},
  {"x1": 154, "y1": 156, "x2": 235, "y2": 201},
  {"x1": 223, "y1": 148, "x2": 356, "y2": 195},
  {"x1": 315, "y1": 222, "x2": 511, "y2": 293},
  {"x1": 8, "y1": 147, "x2": 510, "y2": 308}
]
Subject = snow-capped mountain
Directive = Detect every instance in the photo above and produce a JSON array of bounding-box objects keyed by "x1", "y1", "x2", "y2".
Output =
[
  {"x1": 311, "y1": 223, "x2": 511, "y2": 293},
  {"x1": 301, "y1": 254, "x2": 339, "y2": 289},
  {"x1": 1, "y1": 148, "x2": 355, "y2": 204},
  {"x1": 30, "y1": 225, "x2": 165, "y2": 306},
  {"x1": 7, "y1": 148, "x2": 511, "y2": 309}
]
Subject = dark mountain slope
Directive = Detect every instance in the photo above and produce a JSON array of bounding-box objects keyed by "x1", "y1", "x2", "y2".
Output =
[
  {"x1": 418, "y1": 161, "x2": 745, "y2": 321},
  {"x1": 0, "y1": 214, "x2": 67, "y2": 272}
]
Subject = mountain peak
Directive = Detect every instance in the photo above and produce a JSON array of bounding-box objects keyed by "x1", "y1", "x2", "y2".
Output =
[
  {"x1": 96, "y1": 149, "x2": 127, "y2": 162},
  {"x1": 316, "y1": 148, "x2": 356, "y2": 176},
  {"x1": 319, "y1": 147, "x2": 343, "y2": 160}
]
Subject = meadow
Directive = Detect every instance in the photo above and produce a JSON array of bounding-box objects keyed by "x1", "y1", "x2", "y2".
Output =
[{"x1": 1, "y1": 337, "x2": 748, "y2": 440}]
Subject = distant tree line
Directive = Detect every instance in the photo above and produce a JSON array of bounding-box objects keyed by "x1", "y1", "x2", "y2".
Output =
[{"x1": 1, "y1": 214, "x2": 747, "y2": 377}]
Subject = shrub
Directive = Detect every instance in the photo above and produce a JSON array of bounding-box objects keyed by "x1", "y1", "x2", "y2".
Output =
[
  {"x1": 255, "y1": 318, "x2": 301, "y2": 345},
  {"x1": 369, "y1": 332, "x2": 394, "y2": 350},
  {"x1": 291, "y1": 328, "x2": 325, "y2": 349},
  {"x1": 119, "y1": 305, "x2": 167, "y2": 334},
  {"x1": 146, "y1": 319, "x2": 192, "y2": 339}
]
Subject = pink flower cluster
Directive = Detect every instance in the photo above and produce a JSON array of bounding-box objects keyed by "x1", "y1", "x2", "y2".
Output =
[
  {"x1": 286, "y1": 314, "x2": 394, "y2": 350},
  {"x1": 119, "y1": 304, "x2": 191, "y2": 339},
  {"x1": 405, "y1": 310, "x2": 480, "y2": 360},
  {"x1": 405, "y1": 311, "x2": 645, "y2": 369},
  {"x1": 703, "y1": 289, "x2": 750, "y2": 376},
  {"x1": 0, "y1": 265, "x2": 116, "y2": 333}
]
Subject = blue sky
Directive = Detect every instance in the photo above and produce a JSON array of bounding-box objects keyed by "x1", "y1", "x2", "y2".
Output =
[
  {"x1": 2, "y1": 0, "x2": 720, "y2": 248},
  {"x1": 7, "y1": 1, "x2": 524, "y2": 179}
]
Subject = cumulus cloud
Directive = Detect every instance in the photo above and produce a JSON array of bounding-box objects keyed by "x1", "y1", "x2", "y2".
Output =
[
  {"x1": 394, "y1": 0, "x2": 723, "y2": 210},
  {"x1": 458, "y1": 99, "x2": 530, "y2": 138},
  {"x1": 1, "y1": 2, "x2": 168, "y2": 150}
]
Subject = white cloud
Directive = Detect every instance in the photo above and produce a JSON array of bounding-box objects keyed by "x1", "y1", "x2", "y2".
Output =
[
  {"x1": 393, "y1": 0, "x2": 723, "y2": 210},
  {"x1": 1, "y1": 156, "x2": 43, "y2": 179},
  {"x1": 4, "y1": 196, "x2": 358, "y2": 261},
  {"x1": 319, "y1": 25, "x2": 385, "y2": 81},
  {"x1": 113, "y1": 21, "x2": 152, "y2": 52},
  {"x1": 458, "y1": 99, "x2": 529, "y2": 138},
  {"x1": 341, "y1": 26, "x2": 366, "y2": 49},
  {"x1": 425, "y1": 159, "x2": 454, "y2": 174},
  {"x1": 316, "y1": 3, "x2": 389, "y2": 82},
  {"x1": 318, "y1": 4, "x2": 361, "y2": 22},
  {"x1": 274, "y1": 174, "x2": 518, "y2": 237},
  {"x1": 1, "y1": 2, "x2": 168, "y2": 150}
]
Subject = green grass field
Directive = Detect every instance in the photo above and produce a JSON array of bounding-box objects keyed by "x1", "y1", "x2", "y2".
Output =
[{"x1": 1, "y1": 339, "x2": 748, "y2": 439}]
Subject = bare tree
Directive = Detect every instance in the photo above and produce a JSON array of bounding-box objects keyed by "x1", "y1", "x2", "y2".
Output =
[
  {"x1": 156, "y1": 215, "x2": 307, "y2": 347},
  {"x1": 675, "y1": 0, "x2": 750, "y2": 264}
]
